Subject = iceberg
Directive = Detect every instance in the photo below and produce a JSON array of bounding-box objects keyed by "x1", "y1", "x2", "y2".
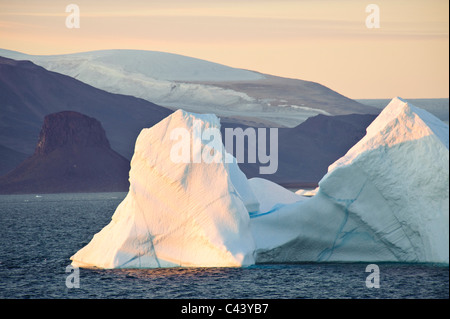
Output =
[
  {"x1": 71, "y1": 97, "x2": 449, "y2": 268},
  {"x1": 253, "y1": 97, "x2": 449, "y2": 264},
  {"x1": 71, "y1": 110, "x2": 257, "y2": 268}
]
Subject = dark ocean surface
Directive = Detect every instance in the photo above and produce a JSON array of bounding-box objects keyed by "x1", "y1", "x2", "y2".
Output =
[{"x1": 0, "y1": 193, "x2": 448, "y2": 299}]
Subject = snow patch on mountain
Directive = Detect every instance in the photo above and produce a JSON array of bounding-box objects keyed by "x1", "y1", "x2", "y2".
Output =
[{"x1": 0, "y1": 49, "x2": 353, "y2": 127}]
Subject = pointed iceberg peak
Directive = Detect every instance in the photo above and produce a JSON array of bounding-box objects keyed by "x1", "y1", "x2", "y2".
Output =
[
  {"x1": 71, "y1": 110, "x2": 258, "y2": 268},
  {"x1": 166, "y1": 108, "x2": 221, "y2": 129},
  {"x1": 366, "y1": 97, "x2": 428, "y2": 137},
  {"x1": 372, "y1": 97, "x2": 448, "y2": 148},
  {"x1": 317, "y1": 98, "x2": 449, "y2": 263},
  {"x1": 331, "y1": 97, "x2": 449, "y2": 171},
  {"x1": 133, "y1": 109, "x2": 259, "y2": 213}
]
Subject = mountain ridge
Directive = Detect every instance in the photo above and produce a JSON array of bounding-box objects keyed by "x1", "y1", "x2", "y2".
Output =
[
  {"x1": 0, "y1": 48, "x2": 378, "y2": 128},
  {"x1": 0, "y1": 55, "x2": 173, "y2": 158},
  {"x1": 0, "y1": 55, "x2": 377, "y2": 190}
]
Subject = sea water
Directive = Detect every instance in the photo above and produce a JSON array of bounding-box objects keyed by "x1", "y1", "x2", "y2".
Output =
[{"x1": 0, "y1": 193, "x2": 448, "y2": 299}]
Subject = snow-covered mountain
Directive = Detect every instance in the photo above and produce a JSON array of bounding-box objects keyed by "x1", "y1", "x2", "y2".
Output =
[
  {"x1": 0, "y1": 56, "x2": 377, "y2": 186},
  {"x1": 0, "y1": 49, "x2": 377, "y2": 127}
]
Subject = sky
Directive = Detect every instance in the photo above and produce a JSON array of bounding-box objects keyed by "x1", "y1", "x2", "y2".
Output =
[{"x1": 0, "y1": 0, "x2": 448, "y2": 99}]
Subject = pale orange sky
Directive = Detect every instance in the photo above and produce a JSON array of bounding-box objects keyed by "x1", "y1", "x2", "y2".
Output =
[{"x1": 0, "y1": 0, "x2": 448, "y2": 99}]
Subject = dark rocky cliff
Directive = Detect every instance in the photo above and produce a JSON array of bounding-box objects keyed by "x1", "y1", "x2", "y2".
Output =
[
  {"x1": 35, "y1": 111, "x2": 111, "y2": 155},
  {"x1": 0, "y1": 111, "x2": 130, "y2": 194}
]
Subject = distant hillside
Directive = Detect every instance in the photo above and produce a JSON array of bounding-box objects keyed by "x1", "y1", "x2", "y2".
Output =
[
  {"x1": 0, "y1": 144, "x2": 28, "y2": 176},
  {"x1": 0, "y1": 55, "x2": 377, "y2": 191},
  {"x1": 0, "y1": 55, "x2": 173, "y2": 159},
  {"x1": 234, "y1": 113, "x2": 377, "y2": 187},
  {"x1": 0, "y1": 49, "x2": 378, "y2": 128}
]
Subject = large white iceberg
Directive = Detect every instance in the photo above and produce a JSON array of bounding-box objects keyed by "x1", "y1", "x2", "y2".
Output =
[
  {"x1": 71, "y1": 97, "x2": 449, "y2": 268},
  {"x1": 71, "y1": 110, "x2": 257, "y2": 268},
  {"x1": 252, "y1": 97, "x2": 449, "y2": 264}
]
